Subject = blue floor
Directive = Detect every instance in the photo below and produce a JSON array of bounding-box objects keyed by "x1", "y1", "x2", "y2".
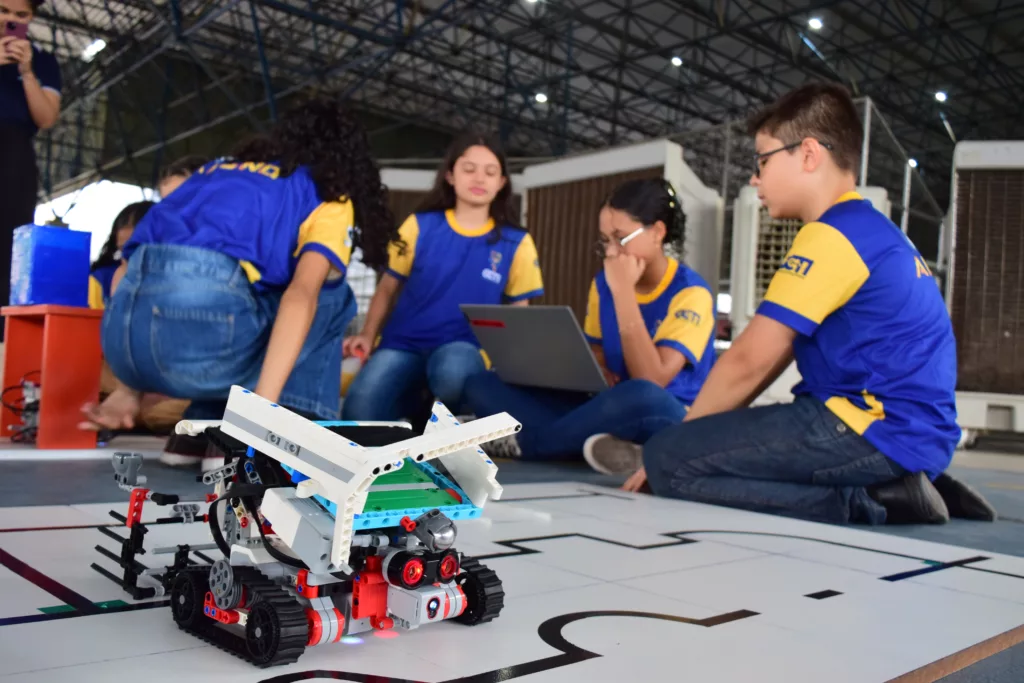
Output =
[{"x1": 874, "y1": 465, "x2": 1024, "y2": 557}]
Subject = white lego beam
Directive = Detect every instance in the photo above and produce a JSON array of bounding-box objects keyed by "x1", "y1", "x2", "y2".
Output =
[
  {"x1": 218, "y1": 386, "x2": 372, "y2": 503},
  {"x1": 215, "y1": 386, "x2": 520, "y2": 572},
  {"x1": 357, "y1": 411, "x2": 519, "y2": 482},
  {"x1": 425, "y1": 403, "x2": 503, "y2": 506}
]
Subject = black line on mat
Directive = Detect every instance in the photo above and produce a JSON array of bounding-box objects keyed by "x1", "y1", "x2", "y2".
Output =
[
  {"x1": 474, "y1": 532, "x2": 697, "y2": 561},
  {"x1": 0, "y1": 523, "x2": 112, "y2": 534},
  {"x1": 881, "y1": 556, "x2": 990, "y2": 582},
  {"x1": 259, "y1": 608, "x2": 759, "y2": 683},
  {"x1": 0, "y1": 547, "x2": 98, "y2": 614},
  {"x1": 0, "y1": 599, "x2": 168, "y2": 627},
  {"x1": 496, "y1": 490, "x2": 635, "y2": 503}
]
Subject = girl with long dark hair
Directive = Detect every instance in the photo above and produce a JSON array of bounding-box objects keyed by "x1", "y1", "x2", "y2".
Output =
[
  {"x1": 464, "y1": 178, "x2": 717, "y2": 468},
  {"x1": 341, "y1": 130, "x2": 544, "y2": 421},
  {"x1": 88, "y1": 201, "x2": 154, "y2": 310},
  {"x1": 79, "y1": 97, "x2": 397, "y2": 469}
]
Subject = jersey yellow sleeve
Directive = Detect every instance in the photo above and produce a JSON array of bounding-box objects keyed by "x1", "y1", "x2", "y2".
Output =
[
  {"x1": 295, "y1": 198, "x2": 355, "y2": 277},
  {"x1": 386, "y1": 215, "x2": 419, "y2": 280},
  {"x1": 504, "y1": 233, "x2": 544, "y2": 302},
  {"x1": 584, "y1": 279, "x2": 602, "y2": 342},
  {"x1": 88, "y1": 275, "x2": 105, "y2": 310},
  {"x1": 654, "y1": 285, "x2": 715, "y2": 365},
  {"x1": 757, "y1": 221, "x2": 869, "y2": 336}
]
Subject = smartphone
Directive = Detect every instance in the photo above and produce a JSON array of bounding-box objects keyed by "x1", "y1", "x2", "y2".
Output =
[{"x1": 4, "y1": 21, "x2": 29, "y2": 40}]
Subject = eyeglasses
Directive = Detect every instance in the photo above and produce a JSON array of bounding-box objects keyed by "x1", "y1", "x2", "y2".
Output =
[
  {"x1": 594, "y1": 225, "x2": 645, "y2": 259},
  {"x1": 753, "y1": 139, "x2": 834, "y2": 177}
]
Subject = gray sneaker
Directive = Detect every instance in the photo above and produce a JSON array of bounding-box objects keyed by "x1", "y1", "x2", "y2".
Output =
[
  {"x1": 482, "y1": 434, "x2": 522, "y2": 459},
  {"x1": 583, "y1": 433, "x2": 643, "y2": 475}
]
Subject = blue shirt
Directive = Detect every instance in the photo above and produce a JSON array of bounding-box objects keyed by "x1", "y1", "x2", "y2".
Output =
[
  {"x1": 88, "y1": 263, "x2": 118, "y2": 310},
  {"x1": 379, "y1": 210, "x2": 544, "y2": 352},
  {"x1": 124, "y1": 159, "x2": 354, "y2": 290},
  {"x1": 584, "y1": 258, "x2": 717, "y2": 404},
  {"x1": 0, "y1": 45, "x2": 61, "y2": 136},
  {"x1": 757, "y1": 191, "x2": 959, "y2": 477}
]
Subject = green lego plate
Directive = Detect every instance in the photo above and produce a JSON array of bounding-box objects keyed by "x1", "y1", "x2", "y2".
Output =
[{"x1": 361, "y1": 461, "x2": 462, "y2": 513}]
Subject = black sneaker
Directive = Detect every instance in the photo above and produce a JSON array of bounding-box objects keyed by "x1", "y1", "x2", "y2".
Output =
[
  {"x1": 932, "y1": 472, "x2": 998, "y2": 521},
  {"x1": 868, "y1": 472, "x2": 950, "y2": 524},
  {"x1": 159, "y1": 433, "x2": 209, "y2": 469}
]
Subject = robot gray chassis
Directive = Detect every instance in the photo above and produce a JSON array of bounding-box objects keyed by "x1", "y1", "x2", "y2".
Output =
[{"x1": 97, "y1": 386, "x2": 521, "y2": 668}]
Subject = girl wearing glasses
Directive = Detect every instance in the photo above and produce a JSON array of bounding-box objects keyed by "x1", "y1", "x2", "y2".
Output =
[{"x1": 464, "y1": 178, "x2": 717, "y2": 471}]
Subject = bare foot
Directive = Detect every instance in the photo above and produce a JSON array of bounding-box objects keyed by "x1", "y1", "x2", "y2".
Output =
[{"x1": 79, "y1": 386, "x2": 142, "y2": 431}]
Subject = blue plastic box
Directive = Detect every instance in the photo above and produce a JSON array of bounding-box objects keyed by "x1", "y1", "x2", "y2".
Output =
[{"x1": 9, "y1": 224, "x2": 91, "y2": 307}]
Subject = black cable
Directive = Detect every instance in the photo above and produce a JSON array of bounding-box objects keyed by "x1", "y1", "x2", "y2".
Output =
[
  {"x1": 2, "y1": 384, "x2": 27, "y2": 414},
  {"x1": 206, "y1": 497, "x2": 234, "y2": 558},
  {"x1": 242, "y1": 494, "x2": 308, "y2": 569}
]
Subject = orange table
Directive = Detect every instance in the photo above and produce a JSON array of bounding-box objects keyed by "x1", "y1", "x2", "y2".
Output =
[{"x1": 1, "y1": 305, "x2": 103, "y2": 449}]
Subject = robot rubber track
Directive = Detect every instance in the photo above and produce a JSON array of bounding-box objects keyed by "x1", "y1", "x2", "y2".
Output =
[{"x1": 169, "y1": 565, "x2": 309, "y2": 668}]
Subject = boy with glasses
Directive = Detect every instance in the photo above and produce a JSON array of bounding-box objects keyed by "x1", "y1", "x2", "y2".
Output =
[{"x1": 629, "y1": 82, "x2": 994, "y2": 525}]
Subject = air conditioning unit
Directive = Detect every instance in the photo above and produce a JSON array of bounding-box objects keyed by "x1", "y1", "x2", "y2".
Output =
[
  {"x1": 729, "y1": 185, "x2": 892, "y2": 405},
  {"x1": 947, "y1": 141, "x2": 1024, "y2": 439}
]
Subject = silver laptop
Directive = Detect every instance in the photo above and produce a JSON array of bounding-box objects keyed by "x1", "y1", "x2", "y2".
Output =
[{"x1": 460, "y1": 304, "x2": 609, "y2": 394}]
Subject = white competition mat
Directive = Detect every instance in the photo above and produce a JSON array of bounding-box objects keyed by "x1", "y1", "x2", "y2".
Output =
[{"x1": 1, "y1": 482, "x2": 1023, "y2": 682}]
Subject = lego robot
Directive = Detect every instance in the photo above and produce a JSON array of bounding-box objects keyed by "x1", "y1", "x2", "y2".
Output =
[{"x1": 96, "y1": 385, "x2": 518, "y2": 667}]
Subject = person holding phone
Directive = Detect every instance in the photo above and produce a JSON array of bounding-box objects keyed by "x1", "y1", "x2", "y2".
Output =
[{"x1": 0, "y1": 0, "x2": 61, "y2": 332}]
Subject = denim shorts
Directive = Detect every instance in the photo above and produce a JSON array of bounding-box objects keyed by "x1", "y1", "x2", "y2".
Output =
[{"x1": 102, "y1": 243, "x2": 355, "y2": 419}]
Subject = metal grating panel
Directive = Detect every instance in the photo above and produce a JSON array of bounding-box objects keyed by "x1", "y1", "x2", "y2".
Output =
[
  {"x1": 527, "y1": 167, "x2": 664, "y2": 321},
  {"x1": 951, "y1": 169, "x2": 1024, "y2": 394},
  {"x1": 754, "y1": 207, "x2": 802, "y2": 306}
]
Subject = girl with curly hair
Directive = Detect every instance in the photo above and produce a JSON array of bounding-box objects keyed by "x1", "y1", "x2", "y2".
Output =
[
  {"x1": 79, "y1": 97, "x2": 397, "y2": 469},
  {"x1": 156, "y1": 154, "x2": 208, "y2": 198},
  {"x1": 464, "y1": 178, "x2": 717, "y2": 467},
  {"x1": 340, "y1": 130, "x2": 544, "y2": 422}
]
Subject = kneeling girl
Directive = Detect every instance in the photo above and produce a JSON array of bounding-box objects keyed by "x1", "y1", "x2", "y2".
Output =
[{"x1": 80, "y1": 98, "x2": 396, "y2": 439}]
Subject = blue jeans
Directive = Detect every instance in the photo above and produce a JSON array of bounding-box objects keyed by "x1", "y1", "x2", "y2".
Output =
[
  {"x1": 463, "y1": 372, "x2": 688, "y2": 461},
  {"x1": 643, "y1": 395, "x2": 908, "y2": 525},
  {"x1": 102, "y1": 244, "x2": 355, "y2": 420},
  {"x1": 341, "y1": 341, "x2": 486, "y2": 420}
]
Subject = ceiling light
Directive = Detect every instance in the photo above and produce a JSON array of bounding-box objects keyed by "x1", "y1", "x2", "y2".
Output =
[
  {"x1": 935, "y1": 91, "x2": 947, "y2": 102},
  {"x1": 671, "y1": 56, "x2": 683, "y2": 67},
  {"x1": 808, "y1": 17, "x2": 823, "y2": 30},
  {"x1": 535, "y1": 92, "x2": 548, "y2": 103},
  {"x1": 81, "y1": 38, "x2": 106, "y2": 62},
  {"x1": 908, "y1": 158, "x2": 918, "y2": 168}
]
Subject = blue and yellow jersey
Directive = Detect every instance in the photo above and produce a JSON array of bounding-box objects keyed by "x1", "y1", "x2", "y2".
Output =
[
  {"x1": 584, "y1": 258, "x2": 716, "y2": 405},
  {"x1": 379, "y1": 210, "x2": 544, "y2": 352},
  {"x1": 122, "y1": 159, "x2": 354, "y2": 289},
  {"x1": 757, "y1": 191, "x2": 959, "y2": 477},
  {"x1": 88, "y1": 263, "x2": 118, "y2": 310}
]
